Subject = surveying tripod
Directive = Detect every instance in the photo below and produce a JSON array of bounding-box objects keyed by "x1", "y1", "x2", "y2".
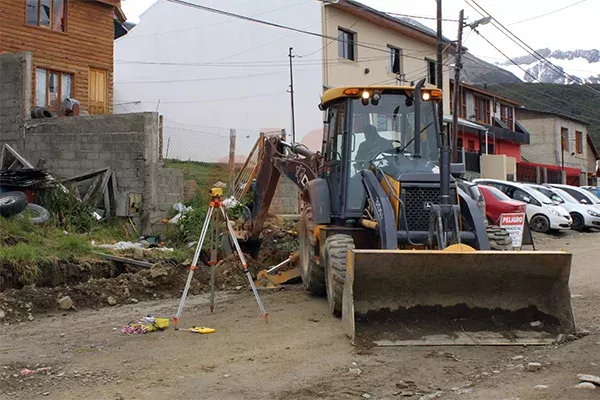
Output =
[{"x1": 173, "y1": 187, "x2": 268, "y2": 328}]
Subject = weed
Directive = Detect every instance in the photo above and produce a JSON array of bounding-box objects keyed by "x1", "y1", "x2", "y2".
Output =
[
  {"x1": 0, "y1": 243, "x2": 43, "y2": 284},
  {"x1": 36, "y1": 185, "x2": 96, "y2": 233},
  {"x1": 57, "y1": 235, "x2": 92, "y2": 258}
]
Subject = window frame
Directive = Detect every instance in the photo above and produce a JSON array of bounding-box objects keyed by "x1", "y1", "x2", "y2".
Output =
[
  {"x1": 35, "y1": 66, "x2": 74, "y2": 110},
  {"x1": 575, "y1": 130, "x2": 583, "y2": 154},
  {"x1": 500, "y1": 104, "x2": 514, "y2": 130},
  {"x1": 337, "y1": 28, "x2": 356, "y2": 61},
  {"x1": 388, "y1": 44, "x2": 402, "y2": 75},
  {"x1": 425, "y1": 58, "x2": 437, "y2": 86},
  {"x1": 474, "y1": 96, "x2": 491, "y2": 124},
  {"x1": 26, "y1": 0, "x2": 68, "y2": 32},
  {"x1": 561, "y1": 127, "x2": 569, "y2": 152}
]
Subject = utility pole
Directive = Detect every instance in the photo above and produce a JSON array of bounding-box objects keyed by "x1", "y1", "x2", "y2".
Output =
[
  {"x1": 436, "y1": 0, "x2": 444, "y2": 132},
  {"x1": 288, "y1": 47, "x2": 296, "y2": 143},
  {"x1": 451, "y1": 9, "x2": 464, "y2": 163}
]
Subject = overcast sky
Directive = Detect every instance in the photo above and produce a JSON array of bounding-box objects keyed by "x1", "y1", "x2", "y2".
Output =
[{"x1": 120, "y1": 0, "x2": 597, "y2": 63}]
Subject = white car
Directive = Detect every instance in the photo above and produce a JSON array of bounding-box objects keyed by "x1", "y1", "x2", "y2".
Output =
[
  {"x1": 524, "y1": 184, "x2": 600, "y2": 231},
  {"x1": 473, "y1": 179, "x2": 572, "y2": 233},
  {"x1": 546, "y1": 183, "x2": 600, "y2": 211}
]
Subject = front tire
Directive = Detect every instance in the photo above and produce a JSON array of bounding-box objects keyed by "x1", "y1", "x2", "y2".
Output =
[
  {"x1": 570, "y1": 213, "x2": 585, "y2": 231},
  {"x1": 486, "y1": 225, "x2": 513, "y2": 250},
  {"x1": 299, "y1": 204, "x2": 325, "y2": 295},
  {"x1": 324, "y1": 234, "x2": 355, "y2": 316},
  {"x1": 530, "y1": 215, "x2": 550, "y2": 233}
]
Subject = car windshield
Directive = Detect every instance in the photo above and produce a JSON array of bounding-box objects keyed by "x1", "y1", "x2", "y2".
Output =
[
  {"x1": 481, "y1": 185, "x2": 511, "y2": 201},
  {"x1": 553, "y1": 188, "x2": 578, "y2": 203},
  {"x1": 533, "y1": 186, "x2": 565, "y2": 203},
  {"x1": 526, "y1": 188, "x2": 554, "y2": 205},
  {"x1": 349, "y1": 94, "x2": 440, "y2": 172}
]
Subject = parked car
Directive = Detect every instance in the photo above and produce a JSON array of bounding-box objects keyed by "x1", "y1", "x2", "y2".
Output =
[
  {"x1": 524, "y1": 183, "x2": 600, "y2": 231},
  {"x1": 476, "y1": 184, "x2": 526, "y2": 225},
  {"x1": 472, "y1": 179, "x2": 571, "y2": 233},
  {"x1": 546, "y1": 183, "x2": 600, "y2": 210},
  {"x1": 582, "y1": 186, "x2": 600, "y2": 199}
]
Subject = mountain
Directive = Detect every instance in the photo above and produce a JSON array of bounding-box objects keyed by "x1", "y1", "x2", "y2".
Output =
[
  {"x1": 487, "y1": 82, "x2": 600, "y2": 145},
  {"x1": 496, "y1": 49, "x2": 600, "y2": 84},
  {"x1": 459, "y1": 52, "x2": 522, "y2": 85}
]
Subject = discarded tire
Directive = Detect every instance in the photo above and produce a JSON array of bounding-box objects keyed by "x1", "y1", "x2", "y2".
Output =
[
  {"x1": 18, "y1": 203, "x2": 51, "y2": 224},
  {"x1": 486, "y1": 225, "x2": 513, "y2": 251},
  {"x1": 0, "y1": 191, "x2": 28, "y2": 217}
]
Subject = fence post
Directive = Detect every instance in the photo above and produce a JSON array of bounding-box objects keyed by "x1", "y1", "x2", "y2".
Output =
[
  {"x1": 229, "y1": 128, "x2": 236, "y2": 196},
  {"x1": 158, "y1": 115, "x2": 164, "y2": 161},
  {"x1": 535, "y1": 167, "x2": 541, "y2": 184}
]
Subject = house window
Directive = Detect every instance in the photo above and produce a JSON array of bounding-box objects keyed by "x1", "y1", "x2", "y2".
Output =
[
  {"x1": 500, "y1": 105, "x2": 514, "y2": 129},
  {"x1": 576, "y1": 130, "x2": 583, "y2": 154},
  {"x1": 474, "y1": 96, "x2": 491, "y2": 124},
  {"x1": 460, "y1": 88, "x2": 467, "y2": 118},
  {"x1": 426, "y1": 59, "x2": 436, "y2": 85},
  {"x1": 26, "y1": 0, "x2": 66, "y2": 32},
  {"x1": 388, "y1": 45, "x2": 402, "y2": 74},
  {"x1": 561, "y1": 127, "x2": 569, "y2": 152},
  {"x1": 35, "y1": 67, "x2": 73, "y2": 109},
  {"x1": 338, "y1": 28, "x2": 355, "y2": 61}
]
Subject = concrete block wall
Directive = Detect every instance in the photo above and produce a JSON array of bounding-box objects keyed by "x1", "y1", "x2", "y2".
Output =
[
  {"x1": 270, "y1": 177, "x2": 299, "y2": 215},
  {"x1": 0, "y1": 52, "x2": 31, "y2": 144},
  {"x1": 0, "y1": 52, "x2": 183, "y2": 235}
]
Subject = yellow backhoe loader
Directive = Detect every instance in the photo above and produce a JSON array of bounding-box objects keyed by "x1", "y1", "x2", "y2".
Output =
[{"x1": 232, "y1": 78, "x2": 576, "y2": 346}]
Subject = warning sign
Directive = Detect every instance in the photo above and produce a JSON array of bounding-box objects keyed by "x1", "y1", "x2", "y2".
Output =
[{"x1": 499, "y1": 213, "x2": 526, "y2": 249}]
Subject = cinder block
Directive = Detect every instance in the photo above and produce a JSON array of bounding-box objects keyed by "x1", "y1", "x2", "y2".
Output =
[{"x1": 86, "y1": 152, "x2": 99, "y2": 160}]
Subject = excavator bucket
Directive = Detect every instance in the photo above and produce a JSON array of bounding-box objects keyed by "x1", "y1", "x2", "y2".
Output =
[{"x1": 342, "y1": 249, "x2": 576, "y2": 346}]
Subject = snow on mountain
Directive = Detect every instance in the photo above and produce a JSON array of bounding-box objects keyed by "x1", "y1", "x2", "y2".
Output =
[{"x1": 495, "y1": 48, "x2": 600, "y2": 84}]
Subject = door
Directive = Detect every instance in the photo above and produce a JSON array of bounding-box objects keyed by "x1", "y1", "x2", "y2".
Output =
[
  {"x1": 322, "y1": 103, "x2": 346, "y2": 216},
  {"x1": 88, "y1": 68, "x2": 107, "y2": 114}
]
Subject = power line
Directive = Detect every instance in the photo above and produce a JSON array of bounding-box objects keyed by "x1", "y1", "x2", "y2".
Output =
[
  {"x1": 128, "y1": 90, "x2": 287, "y2": 104},
  {"x1": 465, "y1": 0, "x2": 600, "y2": 96},
  {"x1": 165, "y1": 0, "x2": 452, "y2": 62},
  {"x1": 384, "y1": 12, "x2": 457, "y2": 22},
  {"x1": 507, "y1": 0, "x2": 588, "y2": 26}
]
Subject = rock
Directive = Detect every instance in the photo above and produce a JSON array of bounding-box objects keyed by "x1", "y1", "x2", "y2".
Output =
[
  {"x1": 223, "y1": 374, "x2": 231, "y2": 378},
  {"x1": 574, "y1": 382, "x2": 596, "y2": 390},
  {"x1": 60, "y1": 333, "x2": 65, "y2": 337},
  {"x1": 512, "y1": 355, "x2": 524, "y2": 360},
  {"x1": 0, "y1": 310, "x2": 5, "y2": 320},
  {"x1": 130, "y1": 298, "x2": 139, "y2": 304},
  {"x1": 235, "y1": 286, "x2": 243, "y2": 290},
  {"x1": 567, "y1": 334, "x2": 577, "y2": 341},
  {"x1": 132, "y1": 248, "x2": 145, "y2": 260},
  {"x1": 348, "y1": 368, "x2": 362, "y2": 375},
  {"x1": 42, "y1": 392, "x2": 49, "y2": 396},
  {"x1": 401, "y1": 391, "x2": 414, "y2": 397},
  {"x1": 396, "y1": 381, "x2": 410, "y2": 389},
  {"x1": 57, "y1": 296, "x2": 73, "y2": 310},
  {"x1": 527, "y1": 362, "x2": 542, "y2": 372},
  {"x1": 362, "y1": 394, "x2": 372, "y2": 399},
  {"x1": 530, "y1": 321, "x2": 542, "y2": 327},
  {"x1": 492, "y1": 370, "x2": 500, "y2": 374},
  {"x1": 578, "y1": 330, "x2": 590, "y2": 338},
  {"x1": 533, "y1": 385, "x2": 548, "y2": 390},
  {"x1": 419, "y1": 391, "x2": 443, "y2": 400},
  {"x1": 123, "y1": 287, "x2": 130, "y2": 298},
  {"x1": 577, "y1": 374, "x2": 600, "y2": 385},
  {"x1": 28, "y1": 314, "x2": 34, "y2": 321},
  {"x1": 556, "y1": 334, "x2": 566, "y2": 343},
  {"x1": 107, "y1": 297, "x2": 117, "y2": 306},
  {"x1": 482, "y1": 372, "x2": 490, "y2": 376},
  {"x1": 150, "y1": 265, "x2": 170, "y2": 279}
]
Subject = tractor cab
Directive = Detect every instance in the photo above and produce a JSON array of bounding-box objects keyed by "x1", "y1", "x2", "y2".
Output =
[{"x1": 318, "y1": 85, "x2": 446, "y2": 220}]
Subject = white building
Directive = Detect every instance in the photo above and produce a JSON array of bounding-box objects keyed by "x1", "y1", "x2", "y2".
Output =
[{"x1": 114, "y1": 0, "x2": 453, "y2": 161}]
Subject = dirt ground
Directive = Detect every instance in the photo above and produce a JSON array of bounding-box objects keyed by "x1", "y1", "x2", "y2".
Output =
[{"x1": 1, "y1": 231, "x2": 600, "y2": 400}]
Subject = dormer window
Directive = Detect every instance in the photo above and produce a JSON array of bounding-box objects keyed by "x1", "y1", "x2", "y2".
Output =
[{"x1": 26, "y1": 0, "x2": 67, "y2": 32}]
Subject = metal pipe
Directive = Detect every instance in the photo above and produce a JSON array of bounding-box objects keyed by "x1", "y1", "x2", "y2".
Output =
[
  {"x1": 360, "y1": 219, "x2": 379, "y2": 230},
  {"x1": 413, "y1": 78, "x2": 425, "y2": 158}
]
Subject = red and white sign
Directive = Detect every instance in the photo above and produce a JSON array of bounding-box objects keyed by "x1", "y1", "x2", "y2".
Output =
[{"x1": 499, "y1": 213, "x2": 526, "y2": 249}]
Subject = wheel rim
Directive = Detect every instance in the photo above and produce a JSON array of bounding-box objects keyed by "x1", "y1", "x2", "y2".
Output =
[
  {"x1": 0, "y1": 197, "x2": 16, "y2": 206},
  {"x1": 532, "y1": 217, "x2": 548, "y2": 232}
]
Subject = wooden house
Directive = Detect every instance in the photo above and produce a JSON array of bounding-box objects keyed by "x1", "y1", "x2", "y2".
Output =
[{"x1": 0, "y1": 0, "x2": 125, "y2": 114}]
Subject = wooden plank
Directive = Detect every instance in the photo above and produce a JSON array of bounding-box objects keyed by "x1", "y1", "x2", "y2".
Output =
[
  {"x1": 63, "y1": 167, "x2": 110, "y2": 183},
  {"x1": 93, "y1": 252, "x2": 153, "y2": 268}
]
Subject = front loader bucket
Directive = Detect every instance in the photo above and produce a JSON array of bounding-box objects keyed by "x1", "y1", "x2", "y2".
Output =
[{"x1": 342, "y1": 249, "x2": 576, "y2": 346}]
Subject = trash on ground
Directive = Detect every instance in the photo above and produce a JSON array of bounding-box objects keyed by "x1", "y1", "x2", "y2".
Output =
[
  {"x1": 20, "y1": 367, "x2": 51, "y2": 376},
  {"x1": 121, "y1": 316, "x2": 170, "y2": 335}
]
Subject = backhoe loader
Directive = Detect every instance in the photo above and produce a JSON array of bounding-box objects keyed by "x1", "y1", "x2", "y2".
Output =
[{"x1": 233, "y1": 79, "x2": 576, "y2": 346}]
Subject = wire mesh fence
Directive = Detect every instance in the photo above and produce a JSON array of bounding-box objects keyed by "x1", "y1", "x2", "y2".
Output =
[{"x1": 161, "y1": 118, "x2": 283, "y2": 203}]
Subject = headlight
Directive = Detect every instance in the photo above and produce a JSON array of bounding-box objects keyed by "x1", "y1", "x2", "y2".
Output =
[{"x1": 588, "y1": 210, "x2": 600, "y2": 217}]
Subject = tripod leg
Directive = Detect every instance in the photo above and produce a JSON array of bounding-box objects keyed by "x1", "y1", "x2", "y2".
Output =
[
  {"x1": 219, "y1": 206, "x2": 269, "y2": 323},
  {"x1": 173, "y1": 205, "x2": 215, "y2": 328},
  {"x1": 209, "y1": 210, "x2": 218, "y2": 313}
]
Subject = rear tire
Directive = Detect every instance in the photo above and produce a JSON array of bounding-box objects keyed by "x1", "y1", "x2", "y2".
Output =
[
  {"x1": 324, "y1": 234, "x2": 355, "y2": 316},
  {"x1": 570, "y1": 213, "x2": 585, "y2": 231},
  {"x1": 299, "y1": 204, "x2": 325, "y2": 295},
  {"x1": 486, "y1": 225, "x2": 513, "y2": 251},
  {"x1": 530, "y1": 215, "x2": 550, "y2": 233},
  {"x1": 0, "y1": 191, "x2": 28, "y2": 218}
]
